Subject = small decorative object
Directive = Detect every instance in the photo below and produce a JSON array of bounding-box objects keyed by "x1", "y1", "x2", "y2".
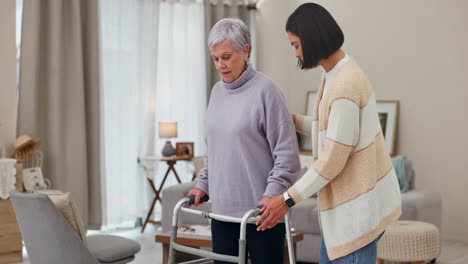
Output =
[
  {"x1": 177, "y1": 224, "x2": 211, "y2": 238},
  {"x1": 23, "y1": 167, "x2": 48, "y2": 192},
  {"x1": 301, "y1": 90, "x2": 317, "y2": 152},
  {"x1": 159, "y1": 121, "x2": 178, "y2": 157},
  {"x1": 376, "y1": 100, "x2": 399, "y2": 156},
  {"x1": 176, "y1": 142, "x2": 194, "y2": 158},
  {"x1": 0, "y1": 159, "x2": 17, "y2": 199},
  {"x1": 12, "y1": 134, "x2": 41, "y2": 163}
]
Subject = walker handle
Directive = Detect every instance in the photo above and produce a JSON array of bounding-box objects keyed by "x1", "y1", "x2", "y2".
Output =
[
  {"x1": 257, "y1": 205, "x2": 263, "y2": 216},
  {"x1": 187, "y1": 195, "x2": 209, "y2": 206}
]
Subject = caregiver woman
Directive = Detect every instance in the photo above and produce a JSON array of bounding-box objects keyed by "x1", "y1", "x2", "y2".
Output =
[{"x1": 256, "y1": 3, "x2": 402, "y2": 264}]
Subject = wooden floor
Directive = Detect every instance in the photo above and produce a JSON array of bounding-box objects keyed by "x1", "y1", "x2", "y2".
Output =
[{"x1": 11, "y1": 226, "x2": 468, "y2": 264}]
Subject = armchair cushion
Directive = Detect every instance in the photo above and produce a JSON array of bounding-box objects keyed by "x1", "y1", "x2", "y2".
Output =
[
  {"x1": 48, "y1": 192, "x2": 87, "y2": 245},
  {"x1": 87, "y1": 234, "x2": 141, "y2": 263}
]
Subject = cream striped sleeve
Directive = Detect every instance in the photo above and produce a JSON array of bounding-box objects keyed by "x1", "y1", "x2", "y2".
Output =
[
  {"x1": 288, "y1": 99, "x2": 360, "y2": 203},
  {"x1": 295, "y1": 114, "x2": 313, "y2": 136}
]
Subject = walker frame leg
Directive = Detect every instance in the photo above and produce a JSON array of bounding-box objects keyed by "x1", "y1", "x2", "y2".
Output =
[{"x1": 168, "y1": 197, "x2": 296, "y2": 264}]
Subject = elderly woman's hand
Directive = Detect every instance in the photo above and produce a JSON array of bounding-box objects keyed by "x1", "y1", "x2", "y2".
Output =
[
  {"x1": 256, "y1": 194, "x2": 288, "y2": 231},
  {"x1": 187, "y1": 188, "x2": 207, "y2": 207}
]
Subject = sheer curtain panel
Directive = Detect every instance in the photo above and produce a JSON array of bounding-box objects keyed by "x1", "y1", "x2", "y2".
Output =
[
  {"x1": 99, "y1": 0, "x2": 160, "y2": 227},
  {"x1": 153, "y1": 1, "x2": 207, "y2": 213}
]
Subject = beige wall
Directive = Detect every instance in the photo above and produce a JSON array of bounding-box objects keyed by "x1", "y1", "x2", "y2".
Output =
[
  {"x1": 257, "y1": 0, "x2": 468, "y2": 241},
  {"x1": 0, "y1": 0, "x2": 17, "y2": 156}
]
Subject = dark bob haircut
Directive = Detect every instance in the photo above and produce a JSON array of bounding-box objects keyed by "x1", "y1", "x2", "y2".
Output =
[{"x1": 286, "y1": 3, "x2": 344, "y2": 69}]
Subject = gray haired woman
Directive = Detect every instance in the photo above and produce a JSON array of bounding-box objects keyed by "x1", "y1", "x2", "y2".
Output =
[{"x1": 188, "y1": 18, "x2": 301, "y2": 264}]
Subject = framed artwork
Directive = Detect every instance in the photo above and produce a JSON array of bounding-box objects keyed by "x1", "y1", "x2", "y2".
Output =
[
  {"x1": 376, "y1": 100, "x2": 399, "y2": 156},
  {"x1": 300, "y1": 90, "x2": 317, "y2": 152},
  {"x1": 175, "y1": 142, "x2": 194, "y2": 158}
]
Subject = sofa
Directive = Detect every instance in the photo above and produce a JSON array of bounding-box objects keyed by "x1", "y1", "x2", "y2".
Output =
[{"x1": 161, "y1": 156, "x2": 442, "y2": 263}]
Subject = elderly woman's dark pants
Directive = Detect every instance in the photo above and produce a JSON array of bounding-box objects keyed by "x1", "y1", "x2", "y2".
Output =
[{"x1": 211, "y1": 218, "x2": 285, "y2": 264}]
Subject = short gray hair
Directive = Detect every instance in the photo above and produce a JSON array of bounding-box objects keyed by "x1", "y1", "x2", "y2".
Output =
[{"x1": 208, "y1": 18, "x2": 251, "y2": 58}]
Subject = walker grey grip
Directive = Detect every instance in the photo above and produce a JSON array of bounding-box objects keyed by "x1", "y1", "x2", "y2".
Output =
[
  {"x1": 188, "y1": 195, "x2": 209, "y2": 206},
  {"x1": 257, "y1": 205, "x2": 263, "y2": 215}
]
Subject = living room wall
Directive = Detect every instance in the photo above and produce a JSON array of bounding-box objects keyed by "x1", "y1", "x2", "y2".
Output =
[
  {"x1": 256, "y1": 0, "x2": 468, "y2": 241},
  {"x1": 0, "y1": 0, "x2": 17, "y2": 156}
]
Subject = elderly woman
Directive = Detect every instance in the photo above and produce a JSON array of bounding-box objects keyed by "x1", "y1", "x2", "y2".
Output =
[
  {"x1": 188, "y1": 18, "x2": 301, "y2": 264},
  {"x1": 256, "y1": 3, "x2": 402, "y2": 264}
]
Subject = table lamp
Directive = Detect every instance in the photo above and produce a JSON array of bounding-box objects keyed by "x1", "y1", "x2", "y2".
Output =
[{"x1": 159, "y1": 121, "x2": 177, "y2": 157}]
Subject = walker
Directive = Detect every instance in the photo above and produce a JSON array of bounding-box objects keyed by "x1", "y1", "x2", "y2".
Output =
[{"x1": 168, "y1": 195, "x2": 296, "y2": 264}]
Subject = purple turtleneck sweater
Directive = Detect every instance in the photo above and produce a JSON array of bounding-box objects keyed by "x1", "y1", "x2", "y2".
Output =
[{"x1": 195, "y1": 65, "x2": 301, "y2": 218}]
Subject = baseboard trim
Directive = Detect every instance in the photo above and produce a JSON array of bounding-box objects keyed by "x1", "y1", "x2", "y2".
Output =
[{"x1": 441, "y1": 234, "x2": 468, "y2": 242}]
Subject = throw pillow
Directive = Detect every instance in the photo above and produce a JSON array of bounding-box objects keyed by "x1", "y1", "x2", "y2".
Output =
[
  {"x1": 48, "y1": 192, "x2": 87, "y2": 245},
  {"x1": 23, "y1": 167, "x2": 47, "y2": 191},
  {"x1": 391, "y1": 155, "x2": 408, "y2": 193}
]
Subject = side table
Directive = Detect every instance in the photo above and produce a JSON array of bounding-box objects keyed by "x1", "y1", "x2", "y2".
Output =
[
  {"x1": 138, "y1": 155, "x2": 192, "y2": 233},
  {"x1": 0, "y1": 161, "x2": 23, "y2": 264},
  {"x1": 155, "y1": 231, "x2": 304, "y2": 264}
]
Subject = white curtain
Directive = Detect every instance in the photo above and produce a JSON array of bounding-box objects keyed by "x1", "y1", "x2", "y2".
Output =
[
  {"x1": 16, "y1": 0, "x2": 23, "y2": 87},
  {"x1": 99, "y1": 0, "x2": 207, "y2": 227},
  {"x1": 99, "y1": 0, "x2": 160, "y2": 227},
  {"x1": 153, "y1": 0, "x2": 207, "y2": 196}
]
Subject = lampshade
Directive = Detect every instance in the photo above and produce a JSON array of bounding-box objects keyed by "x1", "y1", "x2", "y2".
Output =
[{"x1": 159, "y1": 121, "x2": 178, "y2": 138}]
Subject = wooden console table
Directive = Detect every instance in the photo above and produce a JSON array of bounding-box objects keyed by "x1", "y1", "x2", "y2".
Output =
[
  {"x1": 0, "y1": 199, "x2": 22, "y2": 264},
  {"x1": 0, "y1": 162, "x2": 24, "y2": 264}
]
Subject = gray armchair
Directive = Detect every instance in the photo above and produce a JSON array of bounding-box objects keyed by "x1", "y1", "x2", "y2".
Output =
[{"x1": 10, "y1": 192, "x2": 141, "y2": 264}]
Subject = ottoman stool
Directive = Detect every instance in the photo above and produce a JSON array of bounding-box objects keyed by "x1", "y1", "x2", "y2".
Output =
[{"x1": 377, "y1": 221, "x2": 440, "y2": 264}]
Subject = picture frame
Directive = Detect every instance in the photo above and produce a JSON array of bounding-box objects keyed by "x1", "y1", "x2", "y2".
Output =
[
  {"x1": 300, "y1": 90, "x2": 317, "y2": 152},
  {"x1": 175, "y1": 142, "x2": 194, "y2": 158},
  {"x1": 376, "y1": 100, "x2": 399, "y2": 156}
]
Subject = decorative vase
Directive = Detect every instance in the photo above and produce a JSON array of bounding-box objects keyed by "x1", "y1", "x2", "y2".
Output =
[{"x1": 161, "y1": 141, "x2": 175, "y2": 157}]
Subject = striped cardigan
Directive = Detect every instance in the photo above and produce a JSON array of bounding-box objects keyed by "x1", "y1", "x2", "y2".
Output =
[{"x1": 289, "y1": 58, "x2": 402, "y2": 260}]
